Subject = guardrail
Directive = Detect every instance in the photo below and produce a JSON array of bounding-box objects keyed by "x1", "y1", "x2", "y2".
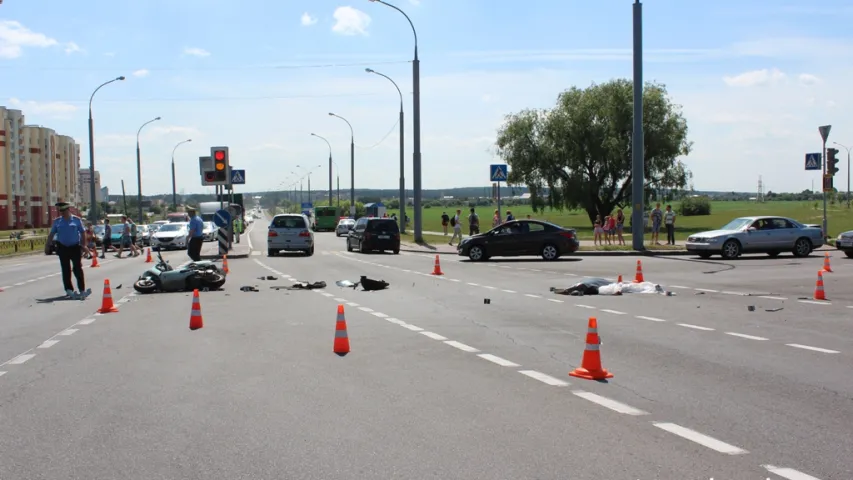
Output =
[{"x1": 0, "y1": 235, "x2": 48, "y2": 255}]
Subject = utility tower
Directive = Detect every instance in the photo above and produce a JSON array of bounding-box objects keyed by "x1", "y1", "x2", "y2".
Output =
[{"x1": 757, "y1": 175, "x2": 765, "y2": 202}]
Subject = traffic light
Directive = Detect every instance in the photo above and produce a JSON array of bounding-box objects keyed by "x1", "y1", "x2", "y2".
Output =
[
  {"x1": 827, "y1": 148, "x2": 840, "y2": 176},
  {"x1": 210, "y1": 146, "x2": 230, "y2": 183}
]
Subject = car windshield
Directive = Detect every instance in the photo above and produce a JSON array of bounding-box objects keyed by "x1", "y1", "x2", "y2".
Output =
[
  {"x1": 158, "y1": 223, "x2": 186, "y2": 232},
  {"x1": 205, "y1": 222, "x2": 215, "y2": 229},
  {"x1": 94, "y1": 225, "x2": 105, "y2": 235},
  {"x1": 339, "y1": 220, "x2": 354, "y2": 225},
  {"x1": 272, "y1": 216, "x2": 305, "y2": 228},
  {"x1": 111, "y1": 224, "x2": 125, "y2": 234},
  {"x1": 719, "y1": 218, "x2": 753, "y2": 231},
  {"x1": 367, "y1": 220, "x2": 399, "y2": 232}
]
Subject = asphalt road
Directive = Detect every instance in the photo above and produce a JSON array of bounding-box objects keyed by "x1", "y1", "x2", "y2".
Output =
[{"x1": 0, "y1": 218, "x2": 848, "y2": 479}]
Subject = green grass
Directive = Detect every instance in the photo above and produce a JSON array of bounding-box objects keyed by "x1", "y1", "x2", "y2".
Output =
[{"x1": 388, "y1": 200, "x2": 853, "y2": 240}]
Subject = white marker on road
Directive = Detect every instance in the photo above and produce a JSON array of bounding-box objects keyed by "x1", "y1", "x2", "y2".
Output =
[
  {"x1": 477, "y1": 354, "x2": 520, "y2": 367},
  {"x1": 786, "y1": 344, "x2": 839, "y2": 354},
  {"x1": 636, "y1": 316, "x2": 666, "y2": 322},
  {"x1": 573, "y1": 391, "x2": 647, "y2": 415},
  {"x1": 444, "y1": 340, "x2": 479, "y2": 353},
  {"x1": 725, "y1": 332, "x2": 768, "y2": 341},
  {"x1": 653, "y1": 422, "x2": 747, "y2": 455},
  {"x1": 677, "y1": 323, "x2": 715, "y2": 331},
  {"x1": 762, "y1": 465, "x2": 822, "y2": 480},
  {"x1": 518, "y1": 370, "x2": 569, "y2": 387},
  {"x1": 420, "y1": 331, "x2": 447, "y2": 341}
]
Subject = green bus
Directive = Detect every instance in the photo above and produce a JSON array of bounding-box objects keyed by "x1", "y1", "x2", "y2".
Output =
[{"x1": 312, "y1": 206, "x2": 339, "y2": 232}]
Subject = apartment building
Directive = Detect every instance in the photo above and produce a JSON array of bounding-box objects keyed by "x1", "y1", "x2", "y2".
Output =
[
  {"x1": 0, "y1": 106, "x2": 81, "y2": 229},
  {"x1": 78, "y1": 168, "x2": 102, "y2": 207}
]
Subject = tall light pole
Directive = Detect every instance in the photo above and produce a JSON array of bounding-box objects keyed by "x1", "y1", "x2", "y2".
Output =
[
  {"x1": 87, "y1": 75, "x2": 125, "y2": 221},
  {"x1": 311, "y1": 133, "x2": 334, "y2": 207},
  {"x1": 833, "y1": 142, "x2": 851, "y2": 207},
  {"x1": 631, "y1": 0, "x2": 645, "y2": 251},
  {"x1": 365, "y1": 67, "x2": 406, "y2": 233},
  {"x1": 170, "y1": 138, "x2": 192, "y2": 211},
  {"x1": 135, "y1": 116, "x2": 161, "y2": 223},
  {"x1": 296, "y1": 164, "x2": 322, "y2": 205},
  {"x1": 369, "y1": 0, "x2": 422, "y2": 242},
  {"x1": 329, "y1": 113, "x2": 355, "y2": 216}
]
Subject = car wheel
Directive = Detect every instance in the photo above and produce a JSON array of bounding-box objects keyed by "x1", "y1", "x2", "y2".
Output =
[
  {"x1": 268, "y1": 249, "x2": 276, "y2": 257},
  {"x1": 346, "y1": 241, "x2": 353, "y2": 252},
  {"x1": 767, "y1": 251, "x2": 780, "y2": 258},
  {"x1": 306, "y1": 246, "x2": 314, "y2": 256},
  {"x1": 721, "y1": 239, "x2": 741, "y2": 259},
  {"x1": 541, "y1": 243, "x2": 560, "y2": 261},
  {"x1": 393, "y1": 249, "x2": 400, "y2": 255},
  {"x1": 468, "y1": 245, "x2": 486, "y2": 261},
  {"x1": 698, "y1": 252, "x2": 712, "y2": 259},
  {"x1": 792, "y1": 237, "x2": 812, "y2": 258},
  {"x1": 846, "y1": 251, "x2": 853, "y2": 259}
]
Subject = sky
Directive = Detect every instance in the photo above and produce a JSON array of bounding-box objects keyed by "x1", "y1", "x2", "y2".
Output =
[{"x1": 1, "y1": 0, "x2": 853, "y2": 197}]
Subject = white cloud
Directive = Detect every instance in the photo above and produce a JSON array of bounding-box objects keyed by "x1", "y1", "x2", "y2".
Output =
[
  {"x1": 183, "y1": 47, "x2": 210, "y2": 57},
  {"x1": 409, "y1": 0, "x2": 421, "y2": 5},
  {"x1": 722, "y1": 68, "x2": 786, "y2": 87},
  {"x1": 798, "y1": 73, "x2": 821, "y2": 86},
  {"x1": 64, "y1": 42, "x2": 82, "y2": 55},
  {"x1": 132, "y1": 69, "x2": 150, "y2": 78},
  {"x1": 332, "y1": 7, "x2": 371, "y2": 36},
  {"x1": 301, "y1": 12, "x2": 318, "y2": 26},
  {"x1": 7, "y1": 97, "x2": 77, "y2": 119},
  {"x1": 0, "y1": 20, "x2": 58, "y2": 58}
]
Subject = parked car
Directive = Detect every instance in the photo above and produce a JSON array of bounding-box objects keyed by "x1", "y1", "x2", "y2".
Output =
[
  {"x1": 336, "y1": 218, "x2": 356, "y2": 237},
  {"x1": 203, "y1": 221, "x2": 216, "y2": 242},
  {"x1": 835, "y1": 229, "x2": 853, "y2": 258},
  {"x1": 686, "y1": 216, "x2": 823, "y2": 259},
  {"x1": 457, "y1": 219, "x2": 579, "y2": 261},
  {"x1": 268, "y1": 214, "x2": 314, "y2": 256},
  {"x1": 150, "y1": 222, "x2": 189, "y2": 251},
  {"x1": 346, "y1": 217, "x2": 401, "y2": 254}
]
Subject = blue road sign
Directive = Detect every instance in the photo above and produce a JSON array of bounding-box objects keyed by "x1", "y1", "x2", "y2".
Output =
[
  {"x1": 301, "y1": 202, "x2": 313, "y2": 209},
  {"x1": 213, "y1": 209, "x2": 232, "y2": 228},
  {"x1": 490, "y1": 164, "x2": 508, "y2": 182},
  {"x1": 230, "y1": 169, "x2": 245, "y2": 185},
  {"x1": 805, "y1": 153, "x2": 822, "y2": 171}
]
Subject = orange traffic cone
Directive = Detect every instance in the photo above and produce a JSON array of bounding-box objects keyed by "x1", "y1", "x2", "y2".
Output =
[
  {"x1": 431, "y1": 255, "x2": 444, "y2": 276},
  {"x1": 633, "y1": 260, "x2": 644, "y2": 283},
  {"x1": 823, "y1": 252, "x2": 832, "y2": 273},
  {"x1": 222, "y1": 255, "x2": 229, "y2": 275},
  {"x1": 333, "y1": 304, "x2": 350, "y2": 356},
  {"x1": 189, "y1": 289, "x2": 204, "y2": 330},
  {"x1": 569, "y1": 317, "x2": 613, "y2": 380},
  {"x1": 144, "y1": 248, "x2": 152, "y2": 263},
  {"x1": 617, "y1": 274, "x2": 623, "y2": 283},
  {"x1": 91, "y1": 254, "x2": 100, "y2": 268},
  {"x1": 97, "y1": 279, "x2": 119, "y2": 313},
  {"x1": 814, "y1": 271, "x2": 826, "y2": 300}
]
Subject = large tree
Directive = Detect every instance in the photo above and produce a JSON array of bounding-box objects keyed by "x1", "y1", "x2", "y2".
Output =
[{"x1": 495, "y1": 79, "x2": 692, "y2": 224}]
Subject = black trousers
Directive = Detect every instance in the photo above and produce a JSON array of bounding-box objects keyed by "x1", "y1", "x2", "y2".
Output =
[
  {"x1": 666, "y1": 224, "x2": 675, "y2": 245},
  {"x1": 57, "y1": 244, "x2": 85, "y2": 292},
  {"x1": 188, "y1": 237, "x2": 203, "y2": 261}
]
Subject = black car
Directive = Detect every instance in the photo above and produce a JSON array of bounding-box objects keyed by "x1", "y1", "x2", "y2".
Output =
[
  {"x1": 457, "y1": 219, "x2": 579, "y2": 261},
  {"x1": 347, "y1": 217, "x2": 401, "y2": 254}
]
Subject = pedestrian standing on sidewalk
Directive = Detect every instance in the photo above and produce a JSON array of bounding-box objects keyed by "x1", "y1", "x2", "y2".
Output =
[
  {"x1": 664, "y1": 205, "x2": 676, "y2": 245},
  {"x1": 46, "y1": 202, "x2": 91, "y2": 299},
  {"x1": 186, "y1": 207, "x2": 205, "y2": 261},
  {"x1": 449, "y1": 209, "x2": 463, "y2": 246}
]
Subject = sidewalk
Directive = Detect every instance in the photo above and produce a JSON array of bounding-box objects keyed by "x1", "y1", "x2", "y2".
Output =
[{"x1": 201, "y1": 241, "x2": 252, "y2": 259}]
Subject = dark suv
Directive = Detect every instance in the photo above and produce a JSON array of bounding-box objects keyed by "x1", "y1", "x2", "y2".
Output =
[{"x1": 346, "y1": 217, "x2": 401, "y2": 254}]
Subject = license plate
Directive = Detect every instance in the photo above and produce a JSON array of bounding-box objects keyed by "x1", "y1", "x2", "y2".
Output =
[{"x1": 379, "y1": 235, "x2": 390, "y2": 239}]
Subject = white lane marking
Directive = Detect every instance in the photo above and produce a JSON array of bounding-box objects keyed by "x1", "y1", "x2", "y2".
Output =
[
  {"x1": 652, "y1": 422, "x2": 748, "y2": 455},
  {"x1": 467, "y1": 282, "x2": 480, "y2": 286},
  {"x1": 371, "y1": 312, "x2": 388, "y2": 318},
  {"x1": 346, "y1": 302, "x2": 359, "y2": 307},
  {"x1": 670, "y1": 285, "x2": 690, "y2": 289},
  {"x1": 7, "y1": 353, "x2": 35, "y2": 365},
  {"x1": 785, "y1": 344, "x2": 840, "y2": 354},
  {"x1": 482, "y1": 285, "x2": 497, "y2": 290},
  {"x1": 477, "y1": 353, "x2": 520, "y2": 367},
  {"x1": 357, "y1": 306, "x2": 373, "y2": 312},
  {"x1": 798, "y1": 300, "x2": 831, "y2": 305},
  {"x1": 576, "y1": 304, "x2": 596, "y2": 309},
  {"x1": 13, "y1": 282, "x2": 24, "y2": 286},
  {"x1": 420, "y1": 331, "x2": 447, "y2": 341},
  {"x1": 58, "y1": 329, "x2": 78, "y2": 336},
  {"x1": 529, "y1": 269, "x2": 542, "y2": 272},
  {"x1": 677, "y1": 323, "x2": 715, "y2": 331},
  {"x1": 524, "y1": 294, "x2": 542, "y2": 299},
  {"x1": 444, "y1": 340, "x2": 479, "y2": 353},
  {"x1": 401, "y1": 324, "x2": 424, "y2": 332},
  {"x1": 385, "y1": 318, "x2": 406, "y2": 325},
  {"x1": 320, "y1": 292, "x2": 335, "y2": 297},
  {"x1": 518, "y1": 370, "x2": 569, "y2": 387},
  {"x1": 547, "y1": 298, "x2": 564, "y2": 303},
  {"x1": 762, "y1": 465, "x2": 822, "y2": 480},
  {"x1": 572, "y1": 391, "x2": 648, "y2": 415},
  {"x1": 759, "y1": 295, "x2": 787, "y2": 301},
  {"x1": 448, "y1": 278, "x2": 461, "y2": 282},
  {"x1": 600, "y1": 309, "x2": 626, "y2": 315},
  {"x1": 77, "y1": 318, "x2": 96, "y2": 325},
  {"x1": 636, "y1": 315, "x2": 666, "y2": 322},
  {"x1": 721, "y1": 291, "x2": 743, "y2": 296},
  {"x1": 37, "y1": 340, "x2": 60, "y2": 349},
  {"x1": 502, "y1": 289, "x2": 516, "y2": 293},
  {"x1": 694, "y1": 288, "x2": 719, "y2": 293},
  {"x1": 333, "y1": 297, "x2": 347, "y2": 302},
  {"x1": 725, "y1": 332, "x2": 769, "y2": 341},
  {"x1": 0, "y1": 371, "x2": 5, "y2": 377}
]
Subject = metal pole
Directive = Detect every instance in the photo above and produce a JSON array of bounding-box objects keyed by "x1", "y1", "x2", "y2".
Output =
[
  {"x1": 413, "y1": 49, "x2": 422, "y2": 242},
  {"x1": 337, "y1": 175, "x2": 340, "y2": 209},
  {"x1": 171, "y1": 160, "x2": 177, "y2": 210},
  {"x1": 87, "y1": 115, "x2": 97, "y2": 221},
  {"x1": 848, "y1": 149, "x2": 851, "y2": 207},
  {"x1": 631, "y1": 0, "x2": 645, "y2": 251},
  {"x1": 823, "y1": 138, "x2": 828, "y2": 237},
  {"x1": 136, "y1": 142, "x2": 143, "y2": 224},
  {"x1": 350, "y1": 138, "x2": 355, "y2": 217},
  {"x1": 399, "y1": 107, "x2": 406, "y2": 234},
  {"x1": 328, "y1": 153, "x2": 333, "y2": 207}
]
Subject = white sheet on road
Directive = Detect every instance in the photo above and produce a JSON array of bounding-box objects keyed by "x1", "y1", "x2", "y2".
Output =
[{"x1": 598, "y1": 281, "x2": 673, "y2": 296}]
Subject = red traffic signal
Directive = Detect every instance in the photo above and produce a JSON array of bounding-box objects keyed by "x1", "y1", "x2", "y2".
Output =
[{"x1": 214, "y1": 150, "x2": 226, "y2": 161}]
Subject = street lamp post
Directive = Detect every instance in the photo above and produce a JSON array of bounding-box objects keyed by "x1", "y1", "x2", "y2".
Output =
[
  {"x1": 368, "y1": 0, "x2": 422, "y2": 241},
  {"x1": 87, "y1": 76, "x2": 125, "y2": 221},
  {"x1": 329, "y1": 113, "x2": 355, "y2": 216},
  {"x1": 311, "y1": 133, "x2": 334, "y2": 208},
  {"x1": 365, "y1": 68, "x2": 406, "y2": 233},
  {"x1": 296, "y1": 164, "x2": 323, "y2": 203},
  {"x1": 833, "y1": 142, "x2": 851, "y2": 207},
  {"x1": 135, "y1": 116, "x2": 161, "y2": 224},
  {"x1": 170, "y1": 138, "x2": 192, "y2": 211},
  {"x1": 631, "y1": 0, "x2": 645, "y2": 251}
]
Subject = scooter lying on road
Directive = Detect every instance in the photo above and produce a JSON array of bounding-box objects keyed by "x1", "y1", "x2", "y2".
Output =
[{"x1": 133, "y1": 249, "x2": 226, "y2": 294}]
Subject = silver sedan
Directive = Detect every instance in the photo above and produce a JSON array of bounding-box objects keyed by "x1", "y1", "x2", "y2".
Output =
[
  {"x1": 336, "y1": 218, "x2": 355, "y2": 237},
  {"x1": 686, "y1": 216, "x2": 823, "y2": 259}
]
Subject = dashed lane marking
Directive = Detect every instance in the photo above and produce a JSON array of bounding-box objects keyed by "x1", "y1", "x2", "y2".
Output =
[
  {"x1": 762, "y1": 465, "x2": 822, "y2": 480},
  {"x1": 385, "y1": 318, "x2": 407, "y2": 326},
  {"x1": 576, "y1": 304, "x2": 596, "y2": 309},
  {"x1": 6, "y1": 354, "x2": 35, "y2": 365},
  {"x1": 759, "y1": 295, "x2": 788, "y2": 301},
  {"x1": 725, "y1": 332, "x2": 769, "y2": 341},
  {"x1": 37, "y1": 340, "x2": 60, "y2": 349},
  {"x1": 358, "y1": 306, "x2": 374, "y2": 313},
  {"x1": 600, "y1": 309, "x2": 626, "y2": 315},
  {"x1": 501, "y1": 289, "x2": 516, "y2": 293},
  {"x1": 677, "y1": 323, "x2": 715, "y2": 331},
  {"x1": 636, "y1": 315, "x2": 666, "y2": 322},
  {"x1": 444, "y1": 340, "x2": 480, "y2": 353},
  {"x1": 524, "y1": 293, "x2": 542, "y2": 299},
  {"x1": 518, "y1": 370, "x2": 569, "y2": 387},
  {"x1": 477, "y1": 353, "x2": 520, "y2": 367},
  {"x1": 653, "y1": 422, "x2": 748, "y2": 455},
  {"x1": 547, "y1": 298, "x2": 564, "y2": 303},
  {"x1": 694, "y1": 288, "x2": 719, "y2": 293},
  {"x1": 58, "y1": 329, "x2": 78, "y2": 336},
  {"x1": 77, "y1": 318, "x2": 96, "y2": 325},
  {"x1": 573, "y1": 391, "x2": 648, "y2": 416},
  {"x1": 798, "y1": 300, "x2": 831, "y2": 306},
  {"x1": 420, "y1": 331, "x2": 447, "y2": 341},
  {"x1": 401, "y1": 324, "x2": 424, "y2": 332},
  {"x1": 785, "y1": 344, "x2": 840, "y2": 354},
  {"x1": 371, "y1": 312, "x2": 388, "y2": 318}
]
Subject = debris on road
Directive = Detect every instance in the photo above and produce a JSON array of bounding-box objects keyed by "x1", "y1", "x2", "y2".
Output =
[
  {"x1": 748, "y1": 305, "x2": 756, "y2": 312},
  {"x1": 551, "y1": 277, "x2": 675, "y2": 296},
  {"x1": 273, "y1": 281, "x2": 327, "y2": 290},
  {"x1": 240, "y1": 286, "x2": 260, "y2": 292},
  {"x1": 484, "y1": 298, "x2": 491, "y2": 304},
  {"x1": 765, "y1": 307, "x2": 784, "y2": 312},
  {"x1": 257, "y1": 275, "x2": 278, "y2": 280},
  {"x1": 336, "y1": 276, "x2": 389, "y2": 291}
]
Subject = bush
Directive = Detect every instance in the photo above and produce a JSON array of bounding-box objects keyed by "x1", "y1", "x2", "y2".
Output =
[{"x1": 678, "y1": 196, "x2": 712, "y2": 216}]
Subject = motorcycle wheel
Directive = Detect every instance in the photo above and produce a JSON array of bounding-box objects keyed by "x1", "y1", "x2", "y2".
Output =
[
  {"x1": 201, "y1": 272, "x2": 226, "y2": 290},
  {"x1": 133, "y1": 278, "x2": 159, "y2": 294}
]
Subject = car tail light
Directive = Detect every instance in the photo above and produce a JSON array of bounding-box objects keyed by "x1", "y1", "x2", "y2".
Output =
[
  {"x1": 394, "y1": 233, "x2": 400, "y2": 240},
  {"x1": 268, "y1": 230, "x2": 278, "y2": 237},
  {"x1": 298, "y1": 230, "x2": 311, "y2": 237},
  {"x1": 560, "y1": 231, "x2": 575, "y2": 239}
]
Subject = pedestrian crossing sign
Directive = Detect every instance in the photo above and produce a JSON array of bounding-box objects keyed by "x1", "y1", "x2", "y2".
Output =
[
  {"x1": 805, "y1": 153, "x2": 822, "y2": 171},
  {"x1": 490, "y1": 164, "x2": 508, "y2": 182}
]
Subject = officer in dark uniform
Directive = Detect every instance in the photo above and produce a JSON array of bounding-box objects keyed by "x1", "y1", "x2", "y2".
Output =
[{"x1": 47, "y1": 202, "x2": 91, "y2": 299}]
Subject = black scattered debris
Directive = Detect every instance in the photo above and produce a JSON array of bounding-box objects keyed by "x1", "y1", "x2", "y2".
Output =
[
  {"x1": 240, "y1": 286, "x2": 260, "y2": 292},
  {"x1": 747, "y1": 305, "x2": 755, "y2": 312},
  {"x1": 765, "y1": 307, "x2": 784, "y2": 312},
  {"x1": 551, "y1": 277, "x2": 611, "y2": 296},
  {"x1": 336, "y1": 276, "x2": 389, "y2": 291},
  {"x1": 484, "y1": 298, "x2": 491, "y2": 304},
  {"x1": 695, "y1": 291, "x2": 705, "y2": 295},
  {"x1": 285, "y1": 281, "x2": 327, "y2": 290},
  {"x1": 258, "y1": 275, "x2": 278, "y2": 280},
  {"x1": 115, "y1": 284, "x2": 122, "y2": 289}
]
